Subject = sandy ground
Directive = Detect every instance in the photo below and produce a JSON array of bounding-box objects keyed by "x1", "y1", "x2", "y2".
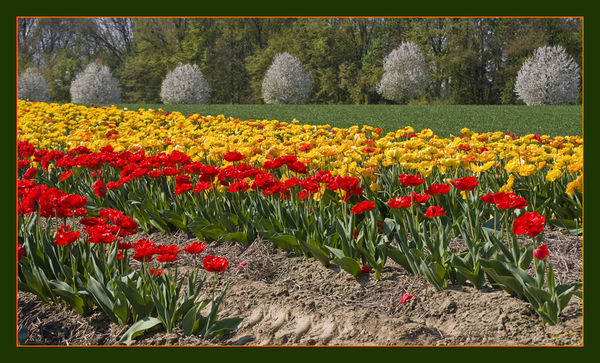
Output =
[{"x1": 17, "y1": 229, "x2": 583, "y2": 346}]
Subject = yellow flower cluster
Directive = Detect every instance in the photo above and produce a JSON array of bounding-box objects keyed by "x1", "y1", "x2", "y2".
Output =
[{"x1": 17, "y1": 101, "x2": 583, "y2": 195}]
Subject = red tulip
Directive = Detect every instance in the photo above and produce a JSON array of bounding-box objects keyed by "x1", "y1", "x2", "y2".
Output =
[
  {"x1": 424, "y1": 183, "x2": 451, "y2": 195},
  {"x1": 424, "y1": 206, "x2": 446, "y2": 218},
  {"x1": 183, "y1": 242, "x2": 207, "y2": 255},
  {"x1": 223, "y1": 152, "x2": 245, "y2": 162},
  {"x1": 533, "y1": 243, "x2": 549, "y2": 260},
  {"x1": 352, "y1": 200, "x2": 376, "y2": 215},
  {"x1": 449, "y1": 177, "x2": 478, "y2": 191},
  {"x1": 93, "y1": 179, "x2": 107, "y2": 198},
  {"x1": 54, "y1": 224, "x2": 80, "y2": 246},
  {"x1": 398, "y1": 174, "x2": 426, "y2": 187},
  {"x1": 513, "y1": 212, "x2": 545, "y2": 237},
  {"x1": 400, "y1": 294, "x2": 414, "y2": 304},
  {"x1": 203, "y1": 255, "x2": 229, "y2": 273},
  {"x1": 387, "y1": 196, "x2": 412, "y2": 209}
]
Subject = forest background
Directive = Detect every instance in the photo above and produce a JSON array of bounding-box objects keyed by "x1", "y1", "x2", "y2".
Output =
[{"x1": 17, "y1": 17, "x2": 582, "y2": 105}]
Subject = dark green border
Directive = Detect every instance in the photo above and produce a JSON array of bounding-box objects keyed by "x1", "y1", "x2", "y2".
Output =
[{"x1": 6, "y1": 0, "x2": 596, "y2": 359}]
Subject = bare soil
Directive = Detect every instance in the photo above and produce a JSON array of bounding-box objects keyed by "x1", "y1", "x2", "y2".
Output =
[{"x1": 17, "y1": 228, "x2": 583, "y2": 346}]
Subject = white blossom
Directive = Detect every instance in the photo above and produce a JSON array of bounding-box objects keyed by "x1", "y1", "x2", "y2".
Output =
[
  {"x1": 262, "y1": 53, "x2": 310, "y2": 104},
  {"x1": 377, "y1": 42, "x2": 429, "y2": 104},
  {"x1": 70, "y1": 62, "x2": 121, "y2": 104},
  {"x1": 18, "y1": 67, "x2": 50, "y2": 102},
  {"x1": 515, "y1": 45, "x2": 580, "y2": 105},
  {"x1": 160, "y1": 63, "x2": 211, "y2": 104}
]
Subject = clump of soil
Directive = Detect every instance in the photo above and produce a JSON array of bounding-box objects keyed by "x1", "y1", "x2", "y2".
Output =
[{"x1": 17, "y1": 229, "x2": 583, "y2": 346}]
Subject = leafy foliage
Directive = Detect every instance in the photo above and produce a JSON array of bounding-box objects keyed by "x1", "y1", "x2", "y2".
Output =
[{"x1": 18, "y1": 18, "x2": 582, "y2": 105}]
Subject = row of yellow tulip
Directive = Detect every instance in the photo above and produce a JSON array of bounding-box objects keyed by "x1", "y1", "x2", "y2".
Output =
[{"x1": 17, "y1": 100, "x2": 582, "y2": 196}]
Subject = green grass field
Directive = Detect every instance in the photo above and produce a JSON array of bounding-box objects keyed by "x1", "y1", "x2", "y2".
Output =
[{"x1": 109, "y1": 104, "x2": 582, "y2": 138}]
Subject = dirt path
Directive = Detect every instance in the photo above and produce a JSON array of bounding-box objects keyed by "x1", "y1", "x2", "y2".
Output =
[{"x1": 17, "y1": 229, "x2": 583, "y2": 346}]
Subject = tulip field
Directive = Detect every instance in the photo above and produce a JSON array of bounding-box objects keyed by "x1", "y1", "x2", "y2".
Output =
[{"x1": 17, "y1": 100, "x2": 583, "y2": 345}]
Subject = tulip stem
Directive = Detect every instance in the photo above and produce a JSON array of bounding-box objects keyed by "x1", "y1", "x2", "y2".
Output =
[{"x1": 464, "y1": 192, "x2": 477, "y2": 263}]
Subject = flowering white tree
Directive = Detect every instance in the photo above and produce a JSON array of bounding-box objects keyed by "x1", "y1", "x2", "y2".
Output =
[
  {"x1": 262, "y1": 53, "x2": 310, "y2": 104},
  {"x1": 160, "y1": 63, "x2": 211, "y2": 104},
  {"x1": 70, "y1": 62, "x2": 121, "y2": 104},
  {"x1": 18, "y1": 67, "x2": 50, "y2": 102},
  {"x1": 376, "y1": 42, "x2": 429, "y2": 104},
  {"x1": 514, "y1": 45, "x2": 580, "y2": 105}
]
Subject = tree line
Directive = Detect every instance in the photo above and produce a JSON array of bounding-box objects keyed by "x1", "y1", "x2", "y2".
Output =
[{"x1": 17, "y1": 17, "x2": 582, "y2": 105}]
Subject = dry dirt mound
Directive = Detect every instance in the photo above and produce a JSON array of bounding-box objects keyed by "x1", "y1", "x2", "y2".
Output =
[{"x1": 17, "y1": 229, "x2": 583, "y2": 346}]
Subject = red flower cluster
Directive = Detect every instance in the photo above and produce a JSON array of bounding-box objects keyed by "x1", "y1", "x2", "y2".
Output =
[
  {"x1": 449, "y1": 177, "x2": 478, "y2": 191},
  {"x1": 423, "y1": 206, "x2": 446, "y2": 218},
  {"x1": 481, "y1": 192, "x2": 528, "y2": 210},
  {"x1": 513, "y1": 212, "x2": 545, "y2": 237},
  {"x1": 93, "y1": 179, "x2": 107, "y2": 198},
  {"x1": 424, "y1": 183, "x2": 451, "y2": 195},
  {"x1": 81, "y1": 208, "x2": 138, "y2": 244},
  {"x1": 149, "y1": 268, "x2": 162, "y2": 277},
  {"x1": 387, "y1": 196, "x2": 412, "y2": 209},
  {"x1": 59, "y1": 170, "x2": 74, "y2": 182},
  {"x1": 411, "y1": 192, "x2": 430, "y2": 204},
  {"x1": 155, "y1": 244, "x2": 182, "y2": 263},
  {"x1": 223, "y1": 151, "x2": 245, "y2": 162},
  {"x1": 398, "y1": 174, "x2": 426, "y2": 187},
  {"x1": 352, "y1": 200, "x2": 376, "y2": 215},
  {"x1": 132, "y1": 239, "x2": 156, "y2": 262},
  {"x1": 183, "y1": 241, "x2": 206, "y2": 255},
  {"x1": 533, "y1": 243, "x2": 549, "y2": 260},
  {"x1": 262, "y1": 155, "x2": 307, "y2": 175},
  {"x1": 203, "y1": 255, "x2": 229, "y2": 273},
  {"x1": 54, "y1": 224, "x2": 81, "y2": 246},
  {"x1": 18, "y1": 180, "x2": 89, "y2": 218},
  {"x1": 327, "y1": 175, "x2": 362, "y2": 202},
  {"x1": 23, "y1": 167, "x2": 37, "y2": 180}
]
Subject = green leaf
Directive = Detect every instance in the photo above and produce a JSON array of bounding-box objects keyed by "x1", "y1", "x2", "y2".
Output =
[
  {"x1": 547, "y1": 263, "x2": 556, "y2": 296},
  {"x1": 483, "y1": 229, "x2": 512, "y2": 259},
  {"x1": 481, "y1": 260, "x2": 524, "y2": 299},
  {"x1": 556, "y1": 283, "x2": 582, "y2": 312},
  {"x1": 200, "y1": 225, "x2": 227, "y2": 241},
  {"x1": 205, "y1": 317, "x2": 243, "y2": 339},
  {"x1": 182, "y1": 301, "x2": 209, "y2": 336},
  {"x1": 324, "y1": 245, "x2": 345, "y2": 260},
  {"x1": 420, "y1": 260, "x2": 444, "y2": 291},
  {"x1": 335, "y1": 256, "x2": 361, "y2": 277},
  {"x1": 453, "y1": 264, "x2": 484, "y2": 289},
  {"x1": 385, "y1": 246, "x2": 412, "y2": 273},
  {"x1": 270, "y1": 234, "x2": 299, "y2": 251},
  {"x1": 159, "y1": 209, "x2": 187, "y2": 230},
  {"x1": 119, "y1": 317, "x2": 162, "y2": 345},
  {"x1": 19, "y1": 267, "x2": 51, "y2": 303},
  {"x1": 304, "y1": 241, "x2": 330, "y2": 266},
  {"x1": 86, "y1": 276, "x2": 119, "y2": 324},
  {"x1": 48, "y1": 280, "x2": 87, "y2": 315},
  {"x1": 519, "y1": 245, "x2": 534, "y2": 270},
  {"x1": 547, "y1": 219, "x2": 577, "y2": 229},
  {"x1": 113, "y1": 294, "x2": 131, "y2": 325},
  {"x1": 221, "y1": 232, "x2": 248, "y2": 245},
  {"x1": 482, "y1": 216, "x2": 503, "y2": 230},
  {"x1": 116, "y1": 278, "x2": 154, "y2": 318}
]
